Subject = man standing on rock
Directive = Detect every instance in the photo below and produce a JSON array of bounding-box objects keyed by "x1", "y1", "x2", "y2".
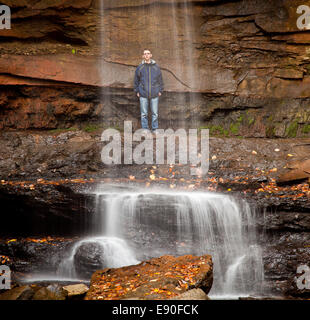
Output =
[{"x1": 134, "y1": 49, "x2": 164, "y2": 133}]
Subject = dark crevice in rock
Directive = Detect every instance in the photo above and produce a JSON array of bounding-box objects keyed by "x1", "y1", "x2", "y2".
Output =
[
  {"x1": 0, "y1": 184, "x2": 95, "y2": 237},
  {"x1": 45, "y1": 32, "x2": 89, "y2": 46},
  {"x1": 0, "y1": 74, "x2": 94, "y2": 87}
]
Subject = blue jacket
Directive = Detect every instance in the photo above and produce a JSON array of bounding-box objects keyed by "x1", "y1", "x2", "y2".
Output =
[{"x1": 134, "y1": 60, "x2": 164, "y2": 99}]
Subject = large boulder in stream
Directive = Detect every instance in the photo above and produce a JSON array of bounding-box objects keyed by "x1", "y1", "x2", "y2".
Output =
[
  {"x1": 73, "y1": 242, "x2": 105, "y2": 279},
  {"x1": 85, "y1": 254, "x2": 213, "y2": 300}
]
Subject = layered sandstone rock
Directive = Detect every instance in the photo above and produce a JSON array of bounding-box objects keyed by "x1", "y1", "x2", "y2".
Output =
[{"x1": 0, "y1": 0, "x2": 309, "y2": 135}]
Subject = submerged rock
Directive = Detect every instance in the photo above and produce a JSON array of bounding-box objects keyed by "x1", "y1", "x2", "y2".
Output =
[
  {"x1": 85, "y1": 254, "x2": 213, "y2": 300},
  {"x1": 32, "y1": 284, "x2": 67, "y2": 300}
]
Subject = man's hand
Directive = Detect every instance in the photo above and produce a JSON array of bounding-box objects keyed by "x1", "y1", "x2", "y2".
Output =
[
  {"x1": 158, "y1": 92, "x2": 162, "y2": 97},
  {"x1": 137, "y1": 93, "x2": 140, "y2": 97}
]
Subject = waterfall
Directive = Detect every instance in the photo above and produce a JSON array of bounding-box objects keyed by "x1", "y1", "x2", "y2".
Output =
[{"x1": 81, "y1": 186, "x2": 264, "y2": 298}]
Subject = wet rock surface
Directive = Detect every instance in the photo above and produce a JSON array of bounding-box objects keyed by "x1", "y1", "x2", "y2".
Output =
[
  {"x1": 0, "y1": 181, "x2": 94, "y2": 237},
  {"x1": 263, "y1": 241, "x2": 310, "y2": 298},
  {"x1": 0, "y1": 237, "x2": 77, "y2": 279},
  {"x1": 0, "y1": 282, "x2": 89, "y2": 300},
  {"x1": 74, "y1": 242, "x2": 106, "y2": 279},
  {"x1": 257, "y1": 212, "x2": 310, "y2": 298},
  {"x1": 0, "y1": 285, "x2": 34, "y2": 300},
  {"x1": 85, "y1": 255, "x2": 213, "y2": 300},
  {"x1": 32, "y1": 284, "x2": 68, "y2": 300}
]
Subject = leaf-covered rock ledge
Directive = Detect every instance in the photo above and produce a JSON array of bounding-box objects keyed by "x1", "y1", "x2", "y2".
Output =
[{"x1": 85, "y1": 255, "x2": 213, "y2": 300}]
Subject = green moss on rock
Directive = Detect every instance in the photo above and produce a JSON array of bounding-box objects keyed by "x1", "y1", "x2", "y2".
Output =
[
  {"x1": 229, "y1": 114, "x2": 244, "y2": 135},
  {"x1": 302, "y1": 124, "x2": 310, "y2": 134},
  {"x1": 199, "y1": 125, "x2": 227, "y2": 137},
  {"x1": 248, "y1": 117, "x2": 255, "y2": 126},
  {"x1": 285, "y1": 121, "x2": 298, "y2": 138},
  {"x1": 230, "y1": 122, "x2": 240, "y2": 135}
]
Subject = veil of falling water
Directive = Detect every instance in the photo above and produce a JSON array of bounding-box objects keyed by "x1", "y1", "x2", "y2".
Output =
[
  {"x1": 169, "y1": 0, "x2": 200, "y2": 128},
  {"x1": 98, "y1": 0, "x2": 201, "y2": 130}
]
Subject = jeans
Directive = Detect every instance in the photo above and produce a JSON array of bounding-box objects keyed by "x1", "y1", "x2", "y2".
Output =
[{"x1": 139, "y1": 96, "x2": 159, "y2": 130}]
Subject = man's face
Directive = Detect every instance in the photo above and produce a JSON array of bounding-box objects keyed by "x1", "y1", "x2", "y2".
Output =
[{"x1": 143, "y1": 50, "x2": 152, "y2": 62}]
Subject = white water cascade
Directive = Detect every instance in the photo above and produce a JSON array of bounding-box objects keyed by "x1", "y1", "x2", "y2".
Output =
[
  {"x1": 69, "y1": 185, "x2": 264, "y2": 298},
  {"x1": 57, "y1": 236, "x2": 139, "y2": 279}
]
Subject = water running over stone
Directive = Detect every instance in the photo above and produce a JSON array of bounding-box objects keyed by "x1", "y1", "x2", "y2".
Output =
[
  {"x1": 57, "y1": 236, "x2": 139, "y2": 280},
  {"x1": 86, "y1": 185, "x2": 264, "y2": 297}
]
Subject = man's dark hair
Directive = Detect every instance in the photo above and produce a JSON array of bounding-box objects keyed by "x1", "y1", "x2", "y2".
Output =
[{"x1": 143, "y1": 49, "x2": 151, "y2": 53}]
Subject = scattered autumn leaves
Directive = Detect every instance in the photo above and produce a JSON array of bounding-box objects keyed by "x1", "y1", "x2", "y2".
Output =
[
  {"x1": 0, "y1": 255, "x2": 10, "y2": 264},
  {"x1": 125, "y1": 163, "x2": 310, "y2": 199},
  {"x1": 256, "y1": 179, "x2": 310, "y2": 200},
  {"x1": 87, "y1": 256, "x2": 210, "y2": 300},
  {"x1": 4, "y1": 236, "x2": 77, "y2": 246},
  {"x1": 1, "y1": 156, "x2": 309, "y2": 201},
  {"x1": 0, "y1": 178, "x2": 95, "y2": 190}
]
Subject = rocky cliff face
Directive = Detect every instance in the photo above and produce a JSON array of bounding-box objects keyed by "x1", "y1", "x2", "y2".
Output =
[
  {"x1": 0, "y1": 0, "x2": 309, "y2": 137},
  {"x1": 261, "y1": 210, "x2": 310, "y2": 297}
]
